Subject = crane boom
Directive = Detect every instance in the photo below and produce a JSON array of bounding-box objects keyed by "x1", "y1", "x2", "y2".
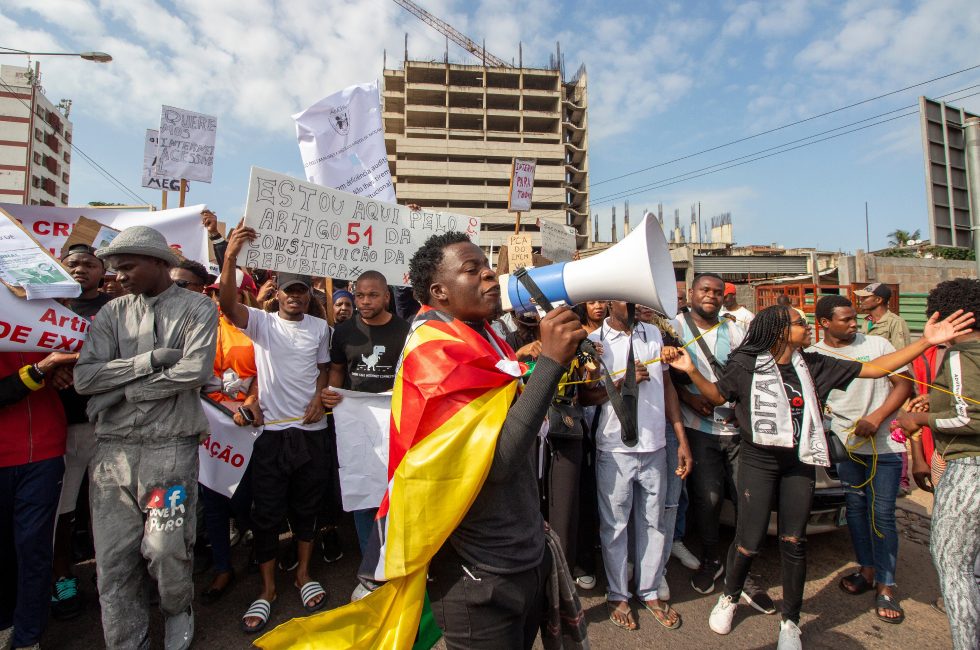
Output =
[{"x1": 392, "y1": 0, "x2": 511, "y2": 68}]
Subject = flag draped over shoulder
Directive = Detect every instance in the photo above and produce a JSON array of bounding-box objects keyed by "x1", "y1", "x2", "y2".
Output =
[{"x1": 255, "y1": 307, "x2": 521, "y2": 650}]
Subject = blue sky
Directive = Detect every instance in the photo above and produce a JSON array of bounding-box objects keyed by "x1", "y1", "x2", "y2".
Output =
[{"x1": 3, "y1": 0, "x2": 980, "y2": 252}]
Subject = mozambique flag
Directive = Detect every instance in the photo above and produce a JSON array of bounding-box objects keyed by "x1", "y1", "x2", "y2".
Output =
[{"x1": 256, "y1": 307, "x2": 522, "y2": 650}]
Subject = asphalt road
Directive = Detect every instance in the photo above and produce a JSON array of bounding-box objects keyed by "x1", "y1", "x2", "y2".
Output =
[{"x1": 43, "y1": 490, "x2": 952, "y2": 649}]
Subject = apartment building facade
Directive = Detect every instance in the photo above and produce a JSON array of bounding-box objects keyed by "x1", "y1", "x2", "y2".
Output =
[{"x1": 0, "y1": 64, "x2": 73, "y2": 206}]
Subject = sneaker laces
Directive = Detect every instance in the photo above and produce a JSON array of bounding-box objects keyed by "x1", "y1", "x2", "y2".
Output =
[{"x1": 54, "y1": 577, "x2": 78, "y2": 601}]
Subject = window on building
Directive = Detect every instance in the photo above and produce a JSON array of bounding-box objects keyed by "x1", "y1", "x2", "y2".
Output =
[
  {"x1": 30, "y1": 199, "x2": 38, "y2": 205},
  {"x1": 62, "y1": 172, "x2": 69, "y2": 184},
  {"x1": 34, "y1": 128, "x2": 43, "y2": 142},
  {"x1": 33, "y1": 152, "x2": 41, "y2": 165},
  {"x1": 60, "y1": 193, "x2": 68, "y2": 204},
  {"x1": 65, "y1": 131, "x2": 72, "y2": 143},
  {"x1": 31, "y1": 176, "x2": 40, "y2": 188},
  {"x1": 39, "y1": 200, "x2": 54, "y2": 207},
  {"x1": 63, "y1": 151, "x2": 71, "y2": 163}
]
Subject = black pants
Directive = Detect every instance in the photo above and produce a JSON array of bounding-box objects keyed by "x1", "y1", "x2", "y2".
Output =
[
  {"x1": 687, "y1": 428, "x2": 740, "y2": 561},
  {"x1": 724, "y1": 441, "x2": 813, "y2": 624},
  {"x1": 317, "y1": 415, "x2": 343, "y2": 527},
  {"x1": 250, "y1": 428, "x2": 327, "y2": 564},
  {"x1": 428, "y1": 545, "x2": 551, "y2": 650},
  {"x1": 541, "y1": 435, "x2": 582, "y2": 566},
  {"x1": 575, "y1": 432, "x2": 599, "y2": 575}
]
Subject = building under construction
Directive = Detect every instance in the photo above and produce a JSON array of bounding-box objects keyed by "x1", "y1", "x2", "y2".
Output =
[{"x1": 381, "y1": 51, "x2": 589, "y2": 256}]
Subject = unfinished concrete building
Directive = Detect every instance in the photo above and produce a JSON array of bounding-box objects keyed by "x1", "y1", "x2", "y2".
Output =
[{"x1": 381, "y1": 59, "x2": 589, "y2": 258}]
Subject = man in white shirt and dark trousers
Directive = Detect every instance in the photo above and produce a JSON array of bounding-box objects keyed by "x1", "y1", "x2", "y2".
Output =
[
  {"x1": 581, "y1": 301, "x2": 690, "y2": 631},
  {"x1": 221, "y1": 227, "x2": 332, "y2": 635},
  {"x1": 673, "y1": 273, "x2": 775, "y2": 614}
]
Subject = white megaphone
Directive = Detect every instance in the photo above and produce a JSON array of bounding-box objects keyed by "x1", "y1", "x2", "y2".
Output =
[{"x1": 498, "y1": 212, "x2": 677, "y2": 318}]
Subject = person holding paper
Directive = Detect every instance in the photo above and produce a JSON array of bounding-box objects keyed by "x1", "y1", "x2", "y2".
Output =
[
  {"x1": 220, "y1": 225, "x2": 332, "y2": 635},
  {"x1": 73, "y1": 226, "x2": 218, "y2": 650}
]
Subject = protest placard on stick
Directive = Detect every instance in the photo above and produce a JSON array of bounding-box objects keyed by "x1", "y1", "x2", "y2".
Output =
[
  {"x1": 61, "y1": 217, "x2": 120, "y2": 259},
  {"x1": 142, "y1": 129, "x2": 182, "y2": 192},
  {"x1": 156, "y1": 106, "x2": 217, "y2": 183},
  {"x1": 508, "y1": 158, "x2": 535, "y2": 213},
  {"x1": 240, "y1": 167, "x2": 480, "y2": 286},
  {"x1": 507, "y1": 233, "x2": 533, "y2": 269},
  {"x1": 538, "y1": 219, "x2": 577, "y2": 263}
]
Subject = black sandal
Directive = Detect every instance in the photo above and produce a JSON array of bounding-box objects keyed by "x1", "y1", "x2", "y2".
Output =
[
  {"x1": 839, "y1": 572, "x2": 875, "y2": 595},
  {"x1": 876, "y1": 594, "x2": 905, "y2": 624},
  {"x1": 201, "y1": 570, "x2": 236, "y2": 605}
]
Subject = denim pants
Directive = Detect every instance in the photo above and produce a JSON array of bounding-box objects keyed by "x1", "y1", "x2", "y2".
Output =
[
  {"x1": 836, "y1": 452, "x2": 902, "y2": 586},
  {"x1": 658, "y1": 430, "x2": 683, "y2": 589},
  {"x1": 201, "y1": 462, "x2": 253, "y2": 574},
  {"x1": 0, "y1": 456, "x2": 64, "y2": 648},
  {"x1": 353, "y1": 508, "x2": 379, "y2": 555},
  {"x1": 596, "y1": 447, "x2": 667, "y2": 602},
  {"x1": 931, "y1": 456, "x2": 980, "y2": 650}
]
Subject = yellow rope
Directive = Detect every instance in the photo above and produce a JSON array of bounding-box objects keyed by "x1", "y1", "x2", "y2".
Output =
[
  {"x1": 839, "y1": 430, "x2": 885, "y2": 539},
  {"x1": 264, "y1": 411, "x2": 332, "y2": 426}
]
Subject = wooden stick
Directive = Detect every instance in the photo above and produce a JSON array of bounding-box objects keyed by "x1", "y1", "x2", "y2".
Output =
[
  {"x1": 161, "y1": 190, "x2": 168, "y2": 210},
  {"x1": 178, "y1": 179, "x2": 187, "y2": 208},
  {"x1": 514, "y1": 210, "x2": 521, "y2": 234}
]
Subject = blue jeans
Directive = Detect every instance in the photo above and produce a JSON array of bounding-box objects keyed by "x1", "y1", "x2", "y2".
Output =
[
  {"x1": 836, "y1": 452, "x2": 902, "y2": 586},
  {"x1": 200, "y1": 463, "x2": 253, "y2": 574},
  {"x1": 659, "y1": 429, "x2": 683, "y2": 588},
  {"x1": 0, "y1": 456, "x2": 64, "y2": 647},
  {"x1": 353, "y1": 508, "x2": 379, "y2": 555}
]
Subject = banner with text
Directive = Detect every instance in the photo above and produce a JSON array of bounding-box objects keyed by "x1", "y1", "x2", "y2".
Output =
[
  {"x1": 538, "y1": 219, "x2": 577, "y2": 262},
  {"x1": 0, "y1": 284, "x2": 88, "y2": 353},
  {"x1": 156, "y1": 106, "x2": 217, "y2": 183},
  {"x1": 293, "y1": 81, "x2": 395, "y2": 202},
  {"x1": 142, "y1": 129, "x2": 183, "y2": 191},
  {"x1": 199, "y1": 400, "x2": 261, "y2": 498},
  {"x1": 332, "y1": 388, "x2": 390, "y2": 512},
  {"x1": 241, "y1": 167, "x2": 480, "y2": 285},
  {"x1": 508, "y1": 157, "x2": 536, "y2": 212},
  {"x1": 0, "y1": 204, "x2": 211, "y2": 270}
]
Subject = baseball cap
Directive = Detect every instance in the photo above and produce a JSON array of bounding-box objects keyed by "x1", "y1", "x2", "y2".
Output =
[
  {"x1": 61, "y1": 243, "x2": 102, "y2": 262},
  {"x1": 724, "y1": 282, "x2": 737, "y2": 296},
  {"x1": 854, "y1": 282, "x2": 892, "y2": 301},
  {"x1": 277, "y1": 273, "x2": 312, "y2": 291},
  {"x1": 208, "y1": 268, "x2": 258, "y2": 296}
]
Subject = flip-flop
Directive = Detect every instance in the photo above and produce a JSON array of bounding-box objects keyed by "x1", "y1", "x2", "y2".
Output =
[
  {"x1": 641, "y1": 600, "x2": 682, "y2": 629},
  {"x1": 241, "y1": 597, "x2": 274, "y2": 635},
  {"x1": 607, "y1": 602, "x2": 637, "y2": 631},
  {"x1": 839, "y1": 572, "x2": 875, "y2": 595},
  {"x1": 876, "y1": 593, "x2": 905, "y2": 624},
  {"x1": 298, "y1": 580, "x2": 327, "y2": 613}
]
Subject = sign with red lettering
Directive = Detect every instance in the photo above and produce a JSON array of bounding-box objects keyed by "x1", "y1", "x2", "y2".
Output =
[
  {"x1": 199, "y1": 399, "x2": 260, "y2": 498},
  {"x1": 0, "y1": 284, "x2": 88, "y2": 353},
  {"x1": 508, "y1": 157, "x2": 536, "y2": 213}
]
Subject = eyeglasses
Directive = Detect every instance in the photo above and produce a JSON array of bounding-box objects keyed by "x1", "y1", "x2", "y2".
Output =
[{"x1": 791, "y1": 318, "x2": 809, "y2": 328}]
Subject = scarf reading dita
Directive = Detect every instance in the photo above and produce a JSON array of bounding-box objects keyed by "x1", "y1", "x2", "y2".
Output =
[{"x1": 749, "y1": 351, "x2": 830, "y2": 467}]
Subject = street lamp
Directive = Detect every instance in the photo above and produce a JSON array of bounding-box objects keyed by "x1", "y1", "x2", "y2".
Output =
[{"x1": 0, "y1": 46, "x2": 112, "y2": 62}]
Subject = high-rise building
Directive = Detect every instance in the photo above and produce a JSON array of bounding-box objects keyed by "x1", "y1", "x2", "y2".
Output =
[
  {"x1": 382, "y1": 59, "x2": 588, "y2": 257},
  {"x1": 0, "y1": 64, "x2": 73, "y2": 206}
]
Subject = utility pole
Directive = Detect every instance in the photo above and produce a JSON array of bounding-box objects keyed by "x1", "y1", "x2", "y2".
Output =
[
  {"x1": 965, "y1": 117, "x2": 980, "y2": 277},
  {"x1": 865, "y1": 202, "x2": 870, "y2": 252}
]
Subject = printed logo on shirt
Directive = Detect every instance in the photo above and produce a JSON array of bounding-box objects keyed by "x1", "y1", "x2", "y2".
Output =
[
  {"x1": 145, "y1": 484, "x2": 187, "y2": 533},
  {"x1": 360, "y1": 345, "x2": 387, "y2": 371}
]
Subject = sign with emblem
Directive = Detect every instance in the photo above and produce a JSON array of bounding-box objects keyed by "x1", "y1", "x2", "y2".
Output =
[{"x1": 293, "y1": 81, "x2": 395, "y2": 203}]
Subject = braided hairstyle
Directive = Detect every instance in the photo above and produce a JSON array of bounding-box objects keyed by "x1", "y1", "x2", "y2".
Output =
[{"x1": 728, "y1": 305, "x2": 793, "y2": 372}]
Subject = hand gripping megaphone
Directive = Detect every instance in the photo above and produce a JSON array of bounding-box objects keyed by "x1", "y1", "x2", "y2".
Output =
[{"x1": 498, "y1": 212, "x2": 678, "y2": 318}]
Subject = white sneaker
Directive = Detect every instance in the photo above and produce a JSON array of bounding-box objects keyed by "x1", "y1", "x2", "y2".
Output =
[
  {"x1": 658, "y1": 575, "x2": 670, "y2": 601},
  {"x1": 778, "y1": 619, "x2": 802, "y2": 649},
  {"x1": 709, "y1": 594, "x2": 737, "y2": 635},
  {"x1": 574, "y1": 574, "x2": 596, "y2": 590},
  {"x1": 671, "y1": 540, "x2": 701, "y2": 570}
]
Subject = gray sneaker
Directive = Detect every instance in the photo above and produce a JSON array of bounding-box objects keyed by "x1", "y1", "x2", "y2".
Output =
[
  {"x1": 165, "y1": 606, "x2": 194, "y2": 650},
  {"x1": 0, "y1": 626, "x2": 12, "y2": 650},
  {"x1": 777, "y1": 619, "x2": 802, "y2": 650}
]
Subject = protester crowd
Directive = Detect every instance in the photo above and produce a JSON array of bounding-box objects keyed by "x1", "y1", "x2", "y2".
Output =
[{"x1": 1, "y1": 210, "x2": 979, "y2": 650}]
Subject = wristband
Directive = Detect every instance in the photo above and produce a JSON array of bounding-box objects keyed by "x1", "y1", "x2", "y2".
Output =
[
  {"x1": 209, "y1": 233, "x2": 225, "y2": 243},
  {"x1": 19, "y1": 365, "x2": 44, "y2": 391}
]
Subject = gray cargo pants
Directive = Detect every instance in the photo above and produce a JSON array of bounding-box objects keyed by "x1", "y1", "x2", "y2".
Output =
[{"x1": 89, "y1": 438, "x2": 198, "y2": 650}]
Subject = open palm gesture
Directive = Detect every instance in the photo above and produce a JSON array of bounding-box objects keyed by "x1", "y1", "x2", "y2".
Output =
[{"x1": 923, "y1": 309, "x2": 975, "y2": 346}]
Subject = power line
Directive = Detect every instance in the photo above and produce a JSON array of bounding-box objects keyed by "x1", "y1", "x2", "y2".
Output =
[{"x1": 0, "y1": 77, "x2": 149, "y2": 205}]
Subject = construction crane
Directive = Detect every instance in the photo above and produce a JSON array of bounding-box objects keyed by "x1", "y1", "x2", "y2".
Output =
[{"x1": 391, "y1": 0, "x2": 511, "y2": 68}]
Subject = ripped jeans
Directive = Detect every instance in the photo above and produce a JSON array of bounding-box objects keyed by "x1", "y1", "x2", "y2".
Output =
[{"x1": 723, "y1": 441, "x2": 814, "y2": 624}]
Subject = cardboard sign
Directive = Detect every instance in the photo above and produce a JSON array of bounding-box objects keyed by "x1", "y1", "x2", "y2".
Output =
[
  {"x1": 240, "y1": 167, "x2": 480, "y2": 286},
  {"x1": 199, "y1": 400, "x2": 261, "y2": 498},
  {"x1": 507, "y1": 234, "x2": 533, "y2": 269},
  {"x1": 538, "y1": 219, "x2": 577, "y2": 263},
  {"x1": 141, "y1": 129, "x2": 183, "y2": 191},
  {"x1": 0, "y1": 284, "x2": 88, "y2": 352},
  {"x1": 332, "y1": 388, "x2": 391, "y2": 512},
  {"x1": 0, "y1": 212, "x2": 79, "y2": 300},
  {"x1": 156, "y1": 106, "x2": 217, "y2": 183},
  {"x1": 61, "y1": 216, "x2": 120, "y2": 259},
  {"x1": 293, "y1": 81, "x2": 395, "y2": 202},
  {"x1": 508, "y1": 158, "x2": 536, "y2": 212}
]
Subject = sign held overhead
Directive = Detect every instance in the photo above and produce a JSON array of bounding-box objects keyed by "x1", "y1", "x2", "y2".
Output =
[
  {"x1": 508, "y1": 158, "x2": 536, "y2": 213},
  {"x1": 156, "y1": 105, "x2": 217, "y2": 183}
]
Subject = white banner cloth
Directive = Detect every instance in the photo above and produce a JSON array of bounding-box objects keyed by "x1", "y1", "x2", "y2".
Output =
[
  {"x1": 199, "y1": 400, "x2": 261, "y2": 498},
  {"x1": 332, "y1": 388, "x2": 391, "y2": 512}
]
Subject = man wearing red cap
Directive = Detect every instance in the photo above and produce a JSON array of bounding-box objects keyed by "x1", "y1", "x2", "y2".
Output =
[{"x1": 720, "y1": 283, "x2": 754, "y2": 328}]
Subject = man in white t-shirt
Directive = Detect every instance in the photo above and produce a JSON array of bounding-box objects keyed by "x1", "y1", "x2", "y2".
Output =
[
  {"x1": 809, "y1": 295, "x2": 912, "y2": 623},
  {"x1": 720, "y1": 283, "x2": 754, "y2": 328},
  {"x1": 581, "y1": 301, "x2": 691, "y2": 631},
  {"x1": 221, "y1": 227, "x2": 333, "y2": 634}
]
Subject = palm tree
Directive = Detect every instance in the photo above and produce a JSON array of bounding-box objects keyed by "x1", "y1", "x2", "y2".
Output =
[{"x1": 887, "y1": 228, "x2": 921, "y2": 247}]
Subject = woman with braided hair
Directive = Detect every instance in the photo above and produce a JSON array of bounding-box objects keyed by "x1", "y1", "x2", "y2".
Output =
[{"x1": 664, "y1": 303, "x2": 974, "y2": 650}]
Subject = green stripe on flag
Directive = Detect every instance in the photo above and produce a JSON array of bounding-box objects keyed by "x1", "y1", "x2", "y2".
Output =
[{"x1": 413, "y1": 591, "x2": 442, "y2": 650}]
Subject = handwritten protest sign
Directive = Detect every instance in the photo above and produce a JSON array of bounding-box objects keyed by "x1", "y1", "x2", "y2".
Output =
[
  {"x1": 293, "y1": 81, "x2": 395, "y2": 202},
  {"x1": 199, "y1": 400, "x2": 261, "y2": 498},
  {"x1": 142, "y1": 129, "x2": 183, "y2": 191},
  {"x1": 0, "y1": 203, "x2": 210, "y2": 270},
  {"x1": 332, "y1": 388, "x2": 390, "y2": 512},
  {"x1": 240, "y1": 167, "x2": 480, "y2": 285},
  {"x1": 156, "y1": 106, "x2": 217, "y2": 183},
  {"x1": 538, "y1": 219, "x2": 577, "y2": 263},
  {"x1": 507, "y1": 233, "x2": 533, "y2": 269},
  {"x1": 0, "y1": 284, "x2": 88, "y2": 353},
  {"x1": 0, "y1": 212, "x2": 79, "y2": 300},
  {"x1": 508, "y1": 158, "x2": 536, "y2": 212}
]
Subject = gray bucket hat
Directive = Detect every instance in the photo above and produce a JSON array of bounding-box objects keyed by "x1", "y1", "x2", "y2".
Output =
[{"x1": 95, "y1": 225, "x2": 180, "y2": 267}]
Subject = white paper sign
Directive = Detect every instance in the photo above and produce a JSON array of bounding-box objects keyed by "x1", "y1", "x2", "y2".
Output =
[
  {"x1": 539, "y1": 219, "x2": 577, "y2": 263},
  {"x1": 0, "y1": 203, "x2": 211, "y2": 271},
  {"x1": 508, "y1": 158, "x2": 536, "y2": 212},
  {"x1": 332, "y1": 388, "x2": 391, "y2": 512},
  {"x1": 0, "y1": 285, "x2": 88, "y2": 352},
  {"x1": 156, "y1": 106, "x2": 217, "y2": 183},
  {"x1": 240, "y1": 167, "x2": 480, "y2": 285},
  {"x1": 0, "y1": 213, "x2": 80, "y2": 299},
  {"x1": 294, "y1": 81, "x2": 395, "y2": 202},
  {"x1": 199, "y1": 400, "x2": 261, "y2": 498},
  {"x1": 142, "y1": 129, "x2": 183, "y2": 191}
]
